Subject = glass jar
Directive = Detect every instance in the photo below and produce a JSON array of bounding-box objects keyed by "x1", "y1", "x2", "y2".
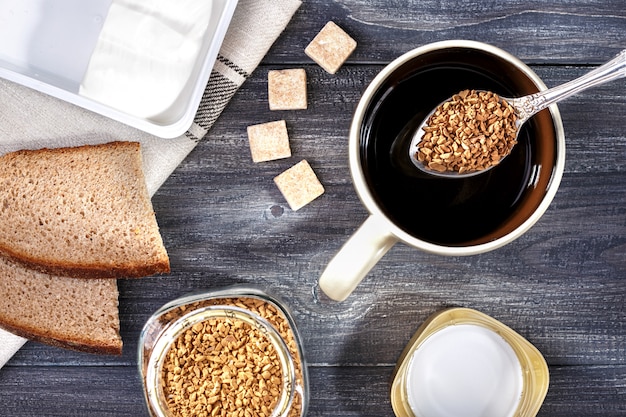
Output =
[
  {"x1": 139, "y1": 286, "x2": 309, "y2": 417},
  {"x1": 390, "y1": 308, "x2": 549, "y2": 417}
]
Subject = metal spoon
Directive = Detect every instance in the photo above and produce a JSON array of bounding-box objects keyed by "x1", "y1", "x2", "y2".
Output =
[{"x1": 408, "y1": 48, "x2": 626, "y2": 178}]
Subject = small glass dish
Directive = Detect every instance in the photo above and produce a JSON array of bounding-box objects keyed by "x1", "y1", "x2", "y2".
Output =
[
  {"x1": 138, "y1": 286, "x2": 309, "y2": 417},
  {"x1": 390, "y1": 307, "x2": 549, "y2": 417}
]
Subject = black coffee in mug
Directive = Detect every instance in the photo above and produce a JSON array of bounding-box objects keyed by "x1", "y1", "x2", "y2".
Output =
[
  {"x1": 319, "y1": 41, "x2": 565, "y2": 301},
  {"x1": 360, "y1": 48, "x2": 558, "y2": 246}
]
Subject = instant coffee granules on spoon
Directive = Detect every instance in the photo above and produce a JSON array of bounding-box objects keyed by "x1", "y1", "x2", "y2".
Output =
[{"x1": 416, "y1": 89, "x2": 518, "y2": 174}]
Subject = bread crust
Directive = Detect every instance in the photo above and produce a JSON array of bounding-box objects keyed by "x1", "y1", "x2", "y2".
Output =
[
  {"x1": 0, "y1": 246, "x2": 170, "y2": 279},
  {"x1": 0, "y1": 319, "x2": 122, "y2": 355}
]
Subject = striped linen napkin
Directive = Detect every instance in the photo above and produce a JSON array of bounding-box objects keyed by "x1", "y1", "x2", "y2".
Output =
[{"x1": 0, "y1": 0, "x2": 301, "y2": 368}]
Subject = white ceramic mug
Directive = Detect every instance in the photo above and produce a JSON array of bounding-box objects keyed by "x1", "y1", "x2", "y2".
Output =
[{"x1": 319, "y1": 40, "x2": 565, "y2": 301}]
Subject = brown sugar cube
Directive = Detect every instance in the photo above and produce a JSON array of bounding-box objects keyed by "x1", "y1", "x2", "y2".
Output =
[
  {"x1": 268, "y1": 69, "x2": 307, "y2": 110},
  {"x1": 274, "y1": 160, "x2": 325, "y2": 211},
  {"x1": 305, "y1": 21, "x2": 357, "y2": 74},
  {"x1": 247, "y1": 120, "x2": 292, "y2": 162}
]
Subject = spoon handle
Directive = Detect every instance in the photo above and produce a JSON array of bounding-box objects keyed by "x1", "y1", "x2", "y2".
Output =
[{"x1": 511, "y1": 49, "x2": 626, "y2": 123}]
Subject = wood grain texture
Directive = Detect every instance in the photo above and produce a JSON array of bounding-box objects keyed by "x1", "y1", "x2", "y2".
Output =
[
  {"x1": 0, "y1": 365, "x2": 624, "y2": 416},
  {"x1": 268, "y1": 0, "x2": 626, "y2": 64},
  {"x1": 2, "y1": 0, "x2": 625, "y2": 416}
]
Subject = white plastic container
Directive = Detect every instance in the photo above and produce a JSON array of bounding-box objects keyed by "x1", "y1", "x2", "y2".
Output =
[{"x1": 0, "y1": 0, "x2": 238, "y2": 138}]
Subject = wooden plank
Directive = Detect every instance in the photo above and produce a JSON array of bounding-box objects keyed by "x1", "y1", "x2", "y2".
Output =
[
  {"x1": 0, "y1": 365, "x2": 623, "y2": 416},
  {"x1": 268, "y1": 0, "x2": 626, "y2": 64}
]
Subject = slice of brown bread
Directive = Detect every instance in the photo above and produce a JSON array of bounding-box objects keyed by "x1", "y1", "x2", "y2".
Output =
[
  {"x1": 0, "y1": 256, "x2": 122, "y2": 355},
  {"x1": 0, "y1": 141, "x2": 169, "y2": 278}
]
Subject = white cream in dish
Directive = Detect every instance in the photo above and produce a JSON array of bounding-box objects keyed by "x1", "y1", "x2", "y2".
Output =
[
  {"x1": 79, "y1": 0, "x2": 212, "y2": 119},
  {"x1": 406, "y1": 324, "x2": 523, "y2": 417}
]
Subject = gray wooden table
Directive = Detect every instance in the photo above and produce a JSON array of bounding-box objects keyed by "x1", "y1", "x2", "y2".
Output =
[{"x1": 1, "y1": 1, "x2": 625, "y2": 416}]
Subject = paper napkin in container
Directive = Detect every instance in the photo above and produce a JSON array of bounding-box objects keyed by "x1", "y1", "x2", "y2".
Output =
[{"x1": 0, "y1": 0, "x2": 302, "y2": 368}]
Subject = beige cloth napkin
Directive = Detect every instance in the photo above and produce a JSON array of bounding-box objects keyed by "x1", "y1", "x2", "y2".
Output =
[{"x1": 0, "y1": 0, "x2": 302, "y2": 368}]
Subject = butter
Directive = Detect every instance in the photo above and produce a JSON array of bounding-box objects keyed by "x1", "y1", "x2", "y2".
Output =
[{"x1": 79, "y1": 0, "x2": 212, "y2": 119}]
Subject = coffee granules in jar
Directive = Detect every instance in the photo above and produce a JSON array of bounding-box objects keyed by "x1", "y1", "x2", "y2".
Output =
[
  {"x1": 416, "y1": 89, "x2": 518, "y2": 174},
  {"x1": 140, "y1": 288, "x2": 308, "y2": 417},
  {"x1": 161, "y1": 316, "x2": 285, "y2": 417}
]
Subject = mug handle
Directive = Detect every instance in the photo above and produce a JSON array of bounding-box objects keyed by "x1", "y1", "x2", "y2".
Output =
[{"x1": 319, "y1": 215, "x2": 398, "y2": 301}]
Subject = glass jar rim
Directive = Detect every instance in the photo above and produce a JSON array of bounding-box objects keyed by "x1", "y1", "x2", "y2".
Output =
[{"x1": 144, "y1": 304, "x2": 297, "y2": 417}]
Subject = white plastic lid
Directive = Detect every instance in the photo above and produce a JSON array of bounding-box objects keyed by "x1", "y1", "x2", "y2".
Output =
[{"x1": 406, "y1": 324, "x2": 523, "y2": 417}]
